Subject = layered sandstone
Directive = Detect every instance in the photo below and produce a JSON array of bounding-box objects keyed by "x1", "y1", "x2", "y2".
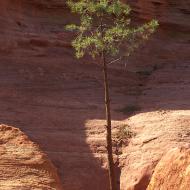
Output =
[
  {"x1": 0, "y1": 0, "x2": 189, "y2": 190},
  {"x1": 0, "y1": 124, "x2": 62, "y2": 190},
  {"x1": 127, "y1": 0, "x2": 190, "y2": 29},
  {"x1": 147, "y1": 146, "x2": 190, "y2": 190}
]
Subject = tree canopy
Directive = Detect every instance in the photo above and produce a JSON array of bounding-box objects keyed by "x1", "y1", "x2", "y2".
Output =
[{"x1": 66, "y1": 0, "x2": 158, "y2": 62}]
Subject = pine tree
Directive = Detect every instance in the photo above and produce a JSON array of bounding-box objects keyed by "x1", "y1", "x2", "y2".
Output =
[{"x1": 66, "y1": 1, "x2": 158, "y2": 190}]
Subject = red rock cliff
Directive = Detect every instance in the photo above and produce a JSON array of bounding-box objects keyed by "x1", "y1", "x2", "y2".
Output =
[
  {"x1": 127, "y1": 0, "x2": 190, "y2": 29},
  {"x1": 0, "y1": 1, "x2": 189, "y2": 190}
]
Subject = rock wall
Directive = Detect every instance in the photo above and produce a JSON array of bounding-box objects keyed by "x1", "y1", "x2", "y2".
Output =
[
  {"x1": 127, "y1": 0, "x2": 190, "y2": 30},
  {"x1": 0, "y1": 0, "x2": 70, "y2": 56},
  {"x1": 147, "y1": 146, "x2": 190, "y2": 190},
  {"x1": 0, "y1": 1, "x2": 189, "y2": 190},
  {"x1": 0, "y1": 124, "x2": 62, "y2": 190},
  {"x1": 0, "y1": 0, "x2": 189, "y2": 56}
]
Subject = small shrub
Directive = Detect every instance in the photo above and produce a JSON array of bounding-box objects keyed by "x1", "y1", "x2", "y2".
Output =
[{"x1": 116, "y1": 124, "x2": 135, "y2": 141}]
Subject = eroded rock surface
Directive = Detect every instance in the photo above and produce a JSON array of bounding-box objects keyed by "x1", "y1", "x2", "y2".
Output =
[
  {"x1": 119, "y1": 35, "x2": 190, "y2": 188},
  {"x1": 0, "y1": 0, "x2": 189, "y2": 190},
  {"x1": 120, "y1": 110, "x2": 190, "y2": 190},
  {"x1": 0, "y1": 124, "x2": 62, "y2": 190},
  {"x1": 127, "y1": 0, "x2": 190, "y2": 29},
  {"x1": 147, "y1": 146, "x2": 190, "y2": 190}
]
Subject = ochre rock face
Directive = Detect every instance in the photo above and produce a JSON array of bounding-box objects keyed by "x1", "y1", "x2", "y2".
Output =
[
  {"x1": 0, "y1": 0, "x2": 189, "y2": 56},
  {"x1": 0, "y1": 1, "x2": 189, "y2": 190},
  {"x1": 127, "y1": 0, "x2": 190, "y2": 29},
  {"x1": 147, "y1": 146, "x2": 190, "y2": 190},
  {"x1": 0, "y1": 0, "x2": 71, "y2": 55},
  {"x1": 119, "y1": 111, "x2": 190, "y2": 190},
  {"x1": 0, "y1": 124, "x2": 62, "y2": 190}
]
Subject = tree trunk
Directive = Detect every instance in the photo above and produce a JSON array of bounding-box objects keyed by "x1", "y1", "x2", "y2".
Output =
[{"x1": 102, "y1": 51, "x2": 117, "y2": 190}]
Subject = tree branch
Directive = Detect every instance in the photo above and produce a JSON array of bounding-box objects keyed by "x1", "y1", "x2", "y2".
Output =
[{"x1": 107, "y1": 57, "x2": 122, "y2": 65}]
